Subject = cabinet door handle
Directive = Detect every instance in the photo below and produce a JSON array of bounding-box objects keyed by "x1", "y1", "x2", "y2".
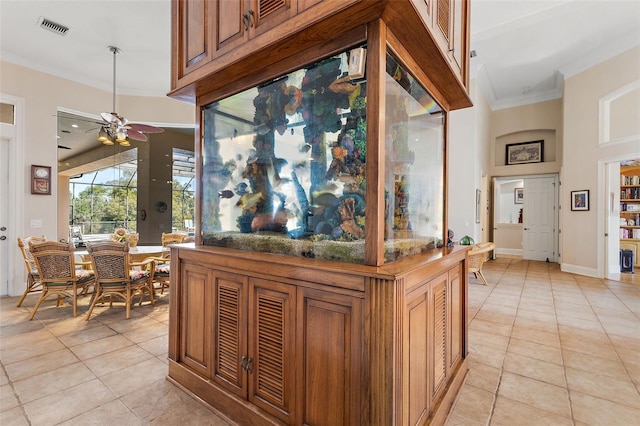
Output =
[
  {"x1": 245, "y1": 357, "x2": 253, "y2": 374},
  {"x1": 240, "y1": 355, "x2": 247, "y2": 370},
  {"x1": 242, "y1": 10, "x2": 255, "y2": 31}
]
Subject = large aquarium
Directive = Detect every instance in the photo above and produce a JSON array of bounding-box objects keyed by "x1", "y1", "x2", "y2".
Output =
[{"x1": 200, "y1": 46, "x2": 444, "y2": 264}]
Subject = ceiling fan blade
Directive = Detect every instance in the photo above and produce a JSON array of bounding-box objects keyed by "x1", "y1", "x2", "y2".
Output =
[
  {"x1": 128, "y1": 123, "x2": 165, "y2": 134},
  {"x1": 101, "y1": 112, "x2": 117, "y2": 123},
  {"x1": 127, "y1": 130, "x2": 148, "y2": 141}
]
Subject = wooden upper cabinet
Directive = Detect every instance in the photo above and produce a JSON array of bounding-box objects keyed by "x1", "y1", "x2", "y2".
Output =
[
  {"x1": 171, "y1": 0, "x2": 359, "y2": 92},
  {"x1": 417, "y1": 0, "x2": 469, "y2": 88},
  {"x1": 175, "y1": 0, "x2": 213, "y2": 79},
  {"x1": 215, "y1": 0, "x2": 247, "y2": 54},
  {"x1": 248, "y1": 0, "x2": 296, "y2": 37}
]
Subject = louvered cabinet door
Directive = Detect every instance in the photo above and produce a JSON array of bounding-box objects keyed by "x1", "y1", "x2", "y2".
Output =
[
  {"x1": 247, "y1": 0, "x2": 296, "y2": 38},
  {"x1": 180, "y1": 263, "x2": 213, "y2": 377},
  {"x1": 429, "y1": 272, "x2": 448, "y2": 402},
  {"x1": 248, "y1": 278, "x2": 296, "y2": 424},
  {"x1": 426, "y1": 0, "x2": 469, "y2": 86},
  {"x1": 212, "y1": 270, "x2": 249, "y2": 397}
]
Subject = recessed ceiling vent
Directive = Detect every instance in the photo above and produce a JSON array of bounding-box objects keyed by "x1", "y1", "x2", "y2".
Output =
[{"x1": 38, "y1": 17, "x2": 70, "y2": 36}]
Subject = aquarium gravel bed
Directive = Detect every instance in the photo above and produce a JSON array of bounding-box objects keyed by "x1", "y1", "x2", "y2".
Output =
[{"x1": 202, "y1": 232, "x2": 437, "y2": 264}]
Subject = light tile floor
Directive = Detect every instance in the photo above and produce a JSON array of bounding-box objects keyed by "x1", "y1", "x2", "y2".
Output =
[
  {"x1": 447, "y1": 257, "x2": 640, "y2": 426},
  {"x1": 1, "y1": 259, "x2": 638, "y2": 425}
]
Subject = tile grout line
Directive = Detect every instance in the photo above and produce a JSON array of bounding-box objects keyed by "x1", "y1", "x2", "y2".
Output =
[
  {"x1": 551, "y1": 267, "x2": 577, "y2": 426},
  {"x1": 486, "y1": 257, "x2": 523, "y2": 426}
]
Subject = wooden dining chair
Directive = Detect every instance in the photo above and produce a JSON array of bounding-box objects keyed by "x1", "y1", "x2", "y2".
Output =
[
  {"x1": 27, "y1": 240, "x2": 95, "y2": 319},
  {"x1": 85, "y1": 241, "x2": 156, "y2": 320},
  {"x1": 146, "y1": 232, "x2": 187, "y2": 295},
  {"x1": 16, "y1": 235, "x2": 46, "y2": 307}
]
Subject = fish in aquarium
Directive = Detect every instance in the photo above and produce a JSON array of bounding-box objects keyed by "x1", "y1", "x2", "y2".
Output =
[
  {"x1": 236, "y1": 192, "x2": 264, "y2": 211},
  {"x1": 234, "y1": 182, "x2": 249, "y2": 195},
  {"x1": 218, "y1": 190, "x2": 235, "y2": 199}
]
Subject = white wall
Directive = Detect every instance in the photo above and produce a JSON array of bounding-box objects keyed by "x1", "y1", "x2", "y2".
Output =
[
  {"x1": 497, "y1": 180, "x2": 524, "y2": 223},
  {"x1": 561, "y1": 46, "x2": 640, "y2": 277},
  {"x1": 448, "y1": 81, "x2": 491, "y2": 243},
  {"x1": 490, "y1": 99, "x2": 563, "y2": 178},
  {"x1": 0, "y1": 60, "x2": 194, "y2": 241}
]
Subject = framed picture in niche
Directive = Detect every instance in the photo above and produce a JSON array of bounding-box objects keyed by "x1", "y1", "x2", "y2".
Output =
[
  {"x1": 506, "y1": 140, "x2": 544, "y2": 165},
  {"x1": 514, "y1": 188, "x2": 524, "y2": 204},
  {"x1": 571, "y1": 190, "x2": 589, "y2": 211},
  {"x1": 31, "y1": 165, "x2": 51, "y2": 195}
]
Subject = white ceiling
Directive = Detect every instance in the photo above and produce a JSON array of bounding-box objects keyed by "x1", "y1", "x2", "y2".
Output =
[{"x1": 1, "y1": 0, "x2": 639, "y2": 109}]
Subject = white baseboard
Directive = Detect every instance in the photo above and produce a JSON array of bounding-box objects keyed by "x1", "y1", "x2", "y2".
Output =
[
  {"x1": 560, "y1": 263, "x2": 599, "y2": 278},
  {"x1": 495, "y1": 248, "x2": 523, "y2": 256}
]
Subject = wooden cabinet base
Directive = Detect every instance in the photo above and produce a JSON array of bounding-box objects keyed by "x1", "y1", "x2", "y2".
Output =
[
  {"x1": 168, "y1": 358, "x2": 468, "y2": 426},
  {"x1": 168, "y1": 245, "x2": 470, "y2": 425},
  {"x1": 168, "y1": 360, "x2": 283, "y2": 426}
]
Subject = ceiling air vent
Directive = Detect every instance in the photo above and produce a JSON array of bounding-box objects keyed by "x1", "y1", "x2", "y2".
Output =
[{"x1": 38, "y1": 17, "x2": 70, "y2": 36}]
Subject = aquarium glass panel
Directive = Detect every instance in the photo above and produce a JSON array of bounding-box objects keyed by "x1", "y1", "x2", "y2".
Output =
[
  {"x1": 383, "y1": 53, "x2": 445, "y2": 261},
  {"x1": 201, "y1": 47, "x2": 368, "y2": 263}
]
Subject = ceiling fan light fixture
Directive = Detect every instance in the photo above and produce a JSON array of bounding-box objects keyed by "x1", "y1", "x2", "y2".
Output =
[
  {"x1": 97, "y1": 45, "x2": 164, "y2": 146},
  {"x1": 116, "y1": 130, "x2": 128, "y2": 143},
  {"x1": 97, "y1": 128, "x2": 110, "y2": 142}
]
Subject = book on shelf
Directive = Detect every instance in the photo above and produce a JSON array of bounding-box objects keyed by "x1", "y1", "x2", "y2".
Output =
[
  {"x1": 621, "y1": 187, "x2": 640, "y2": 200},
  {"x1": 621, "y1": 175, "x2": 640, "y2": 186}
]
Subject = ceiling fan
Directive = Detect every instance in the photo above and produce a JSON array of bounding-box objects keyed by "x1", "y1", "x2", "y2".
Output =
[{"x1": 98, "y1": 46, "x2": 164, "y2": 146}]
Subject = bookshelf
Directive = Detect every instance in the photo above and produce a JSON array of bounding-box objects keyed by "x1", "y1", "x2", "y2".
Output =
[{"x1": 620, "y1": 165, "x2": 640, "y2": 270}]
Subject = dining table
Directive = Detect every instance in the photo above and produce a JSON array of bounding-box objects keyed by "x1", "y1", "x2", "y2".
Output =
[{"x1": 75, "y1": 245, "x2": 169, "y2": 264}]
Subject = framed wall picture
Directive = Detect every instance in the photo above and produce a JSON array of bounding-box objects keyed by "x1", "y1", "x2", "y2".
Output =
[
  {"x1": 571, "y1": 190, "x2": 589, "y2": 211},
  {"x1": 31, "y1": 165, "x2": 51, "y2": 195},
  {"x1": 514, "y1": 188, "x2": 524, "y2": 204},
  {"x1": 506, "y1": 140, "x2": 544, "y2": 165}
]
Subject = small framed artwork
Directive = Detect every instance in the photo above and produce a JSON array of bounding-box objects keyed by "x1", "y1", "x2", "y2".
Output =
[
  {"x1": 31, "y1": 165, "x2": 51, "y2": 195},
  {"x1": 514, "y1": 188, "x2": 524, "y2": 204},
  {"x1": 571, "y1": 190, "x2": 589, "y2": 211},
  {"x1": 506, "y1": 140, "x2": 544, "y2": 165}
]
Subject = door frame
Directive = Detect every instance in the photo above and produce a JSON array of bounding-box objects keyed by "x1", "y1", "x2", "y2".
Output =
[
  {"x1": 492, "y1": 173, "x2": 559, "y2": 262},
  {"x1": 0, "y1": 93, "x2": 26, "y2": 297},
  {"x1": 600, "y1": 154, "x2": 639, "y2": 279}
]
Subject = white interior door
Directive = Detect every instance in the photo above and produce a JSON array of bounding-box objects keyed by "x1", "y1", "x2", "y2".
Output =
[
  {"x1": 522, "y1": 177, "x2": 557, "y2": 261},
  {"x1": 0, "y1": 137, "x2": 8, "y2": 295}
]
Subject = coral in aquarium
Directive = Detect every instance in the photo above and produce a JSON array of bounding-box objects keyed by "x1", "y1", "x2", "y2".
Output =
[{"x1": 202, "y1": 48, "x2": 378, "y2": 261}]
